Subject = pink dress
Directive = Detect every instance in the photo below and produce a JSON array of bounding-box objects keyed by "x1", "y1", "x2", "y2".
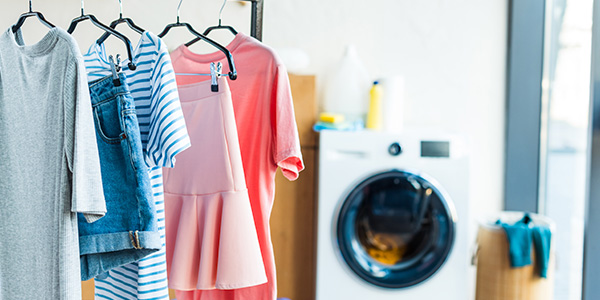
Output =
[
  {"x1": 170, "y1": 33, "x2": 304, "y2": 300},
  {"x1": 162, "y1": 77, "x2": 267, "y2": 291}
]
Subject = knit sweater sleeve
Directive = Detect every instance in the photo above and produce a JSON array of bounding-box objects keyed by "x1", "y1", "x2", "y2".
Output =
[{"x1": 63, "y1": 50, "x2": 106, "y2": 223}]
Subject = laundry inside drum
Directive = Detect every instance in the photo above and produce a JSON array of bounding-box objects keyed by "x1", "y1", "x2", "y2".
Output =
[
  {"x1": 337, "y1": 170, "x2": 456, "y2": 288},
  {"x1": 355, "y1": 175, "x2": 436, "y2": 267}
]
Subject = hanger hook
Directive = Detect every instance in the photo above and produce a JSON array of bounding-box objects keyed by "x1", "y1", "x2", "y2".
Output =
[
  {"x1": 118, "y1": 0, "x2": 123, "y2": 18},
  {"x1": 28, "y1": 0, "x2": 32, "y2": 12},
  {"x1": 80, "y1": 0, "x2": 85, "y2": 16},
  {"x1": 218, "y1": 0, "x2": 227, "y2": 26},
  {"x1": 177, "y1": 0, "x2": 183, "y2": 23}
]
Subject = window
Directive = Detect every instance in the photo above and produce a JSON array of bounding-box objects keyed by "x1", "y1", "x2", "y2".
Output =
[
  {"x1": 505, "y1": 0, "x2": 594, "y2": 298},
  {"x1": 540, "y1": 1, "x2": 592, "y2": 299}
]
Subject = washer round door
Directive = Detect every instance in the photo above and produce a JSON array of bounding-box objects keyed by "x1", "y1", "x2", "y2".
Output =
[{"x1": 336, "y1": 170, "x2": 456, "y2": 288}]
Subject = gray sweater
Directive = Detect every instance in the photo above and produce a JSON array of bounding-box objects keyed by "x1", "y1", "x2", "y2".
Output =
[{"x1": 0, "y1": 27, "x2": 106, "y2": 299}]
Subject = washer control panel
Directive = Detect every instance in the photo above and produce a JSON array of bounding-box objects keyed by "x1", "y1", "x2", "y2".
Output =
[{"x1": 421, "y1": 141, "x2": 450, "y2": 158}]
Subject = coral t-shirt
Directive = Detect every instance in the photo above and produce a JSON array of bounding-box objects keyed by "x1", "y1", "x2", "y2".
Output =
[{"x1": 170, "y1": 33, "x2": 304, "y2": 300}]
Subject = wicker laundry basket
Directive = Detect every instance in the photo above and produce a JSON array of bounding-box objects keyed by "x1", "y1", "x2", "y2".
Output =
[{"x1": 475, "y1": 212, "x2": 555, "y2": 300}]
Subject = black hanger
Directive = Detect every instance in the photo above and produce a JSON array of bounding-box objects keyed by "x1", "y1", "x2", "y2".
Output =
[
  {"x1": 203, "y1": 0, "x2": 238, "y2": 37},
  {"x1": 12, "y1": 0, "x2": 55, "y2": 33},
  {"x1": 67, "y1": 0, "x2": 136, "y2": 70},
  {"x1": 187, "y1": 0, "x2": 238, "y2": 47},
  {"x1": 202, "y1": 21, "x2": 238, "y2": 37},
  {"x1": 158, "y1": 0, "x2": 237, "y2": 80},
  {"x1": 97, "y1": 0, "x2": 145, "y2": 45}
]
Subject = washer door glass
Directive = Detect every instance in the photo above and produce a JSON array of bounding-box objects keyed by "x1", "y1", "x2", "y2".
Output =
[{"x1": 336, "y1": 170, "x2": 456, "y2": 288}]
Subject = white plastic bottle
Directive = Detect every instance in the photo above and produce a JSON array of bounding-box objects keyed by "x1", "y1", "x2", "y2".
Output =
[
  {"x1": 380, "y1": 76, "x2": 405, "y2": 133},
  {"x1": 322, "y1": 45, "x2": 370, "y2": 123}
]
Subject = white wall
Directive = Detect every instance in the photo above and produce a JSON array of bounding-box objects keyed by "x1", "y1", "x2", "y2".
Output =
[
  {"x1": 263, "y1": 0, "x2": 508, "y2": 223},
  {"x1": 0, "y1": 0, "x2": 506, "y2": 234}
]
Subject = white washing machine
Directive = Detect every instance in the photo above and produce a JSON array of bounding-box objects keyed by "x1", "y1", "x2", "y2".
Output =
[{"x1": 316, "y1": 130, "x2": 472, "y2": 300}]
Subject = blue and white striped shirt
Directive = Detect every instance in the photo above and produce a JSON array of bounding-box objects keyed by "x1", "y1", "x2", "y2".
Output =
[{"x1": 84, "y1": 31, "x2": 190, "y2": 300}]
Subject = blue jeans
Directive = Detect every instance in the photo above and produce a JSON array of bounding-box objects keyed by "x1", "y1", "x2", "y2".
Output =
[{"x1": 78, "y1": 74, "x2": 161, "y2": 281}]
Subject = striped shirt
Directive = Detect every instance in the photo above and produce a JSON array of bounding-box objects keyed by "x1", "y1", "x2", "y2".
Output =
[{"x1": 84, "y1": 32, "x2": 190, "y2": 300}]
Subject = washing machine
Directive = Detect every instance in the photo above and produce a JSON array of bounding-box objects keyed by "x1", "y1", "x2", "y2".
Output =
[{"x1": 316, "y1": 130, "x2": 472, "y2": 300}]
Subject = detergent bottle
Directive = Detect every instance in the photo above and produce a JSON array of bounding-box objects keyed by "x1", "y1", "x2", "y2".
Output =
[{"x1": 366, "y1": 81, "x2": 383, "y2": 130}]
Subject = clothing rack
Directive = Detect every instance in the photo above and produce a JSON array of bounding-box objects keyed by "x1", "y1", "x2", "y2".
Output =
[{"x1": 241, "y1": 0, "x2": 263, "y2": 41}]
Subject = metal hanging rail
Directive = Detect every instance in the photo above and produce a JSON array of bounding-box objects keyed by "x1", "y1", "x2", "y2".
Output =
[{"x1": 240, "y1": 0, "x2": 263, "y2": 41}]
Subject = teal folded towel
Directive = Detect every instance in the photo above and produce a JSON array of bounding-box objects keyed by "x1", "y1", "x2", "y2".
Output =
[
  {"x1": 532, "y1": 226, "x2": 552, "y2": 278},
  {"x1": 497, "y1": 217, "x2": 532, "y2": 267},
  {"x1": 496, "y1": 214, "x2": 552, "y2": 278}
]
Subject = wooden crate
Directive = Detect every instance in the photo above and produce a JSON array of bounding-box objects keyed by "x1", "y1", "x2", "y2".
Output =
[{"x1": 271, "y1": 74, "x2": 318, "y2": 300}]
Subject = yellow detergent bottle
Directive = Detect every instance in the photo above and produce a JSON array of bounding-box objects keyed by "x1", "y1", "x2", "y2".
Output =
[{"x1": 366, "y1": 81, "x2": 383, "y2": 130}]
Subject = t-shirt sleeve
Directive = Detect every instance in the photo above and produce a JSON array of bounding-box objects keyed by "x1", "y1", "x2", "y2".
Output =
[
  {"x1": 64, "y1": 52, "x2": 106, "y2": 223},
  {"x1": 145, "y1": 37, "x2": 191, "y2": 169},
  {"x1": 271, "y1": 64, "x2": 304, "y2": 181}
]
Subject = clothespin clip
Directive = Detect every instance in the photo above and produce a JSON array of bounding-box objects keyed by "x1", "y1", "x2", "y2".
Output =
[
  {"x1": 108, "y1": 54, "x2": 122, "y2": 87},
  {"x1": 210, "y1": 62, "x2": 223, "y2": 92}
]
